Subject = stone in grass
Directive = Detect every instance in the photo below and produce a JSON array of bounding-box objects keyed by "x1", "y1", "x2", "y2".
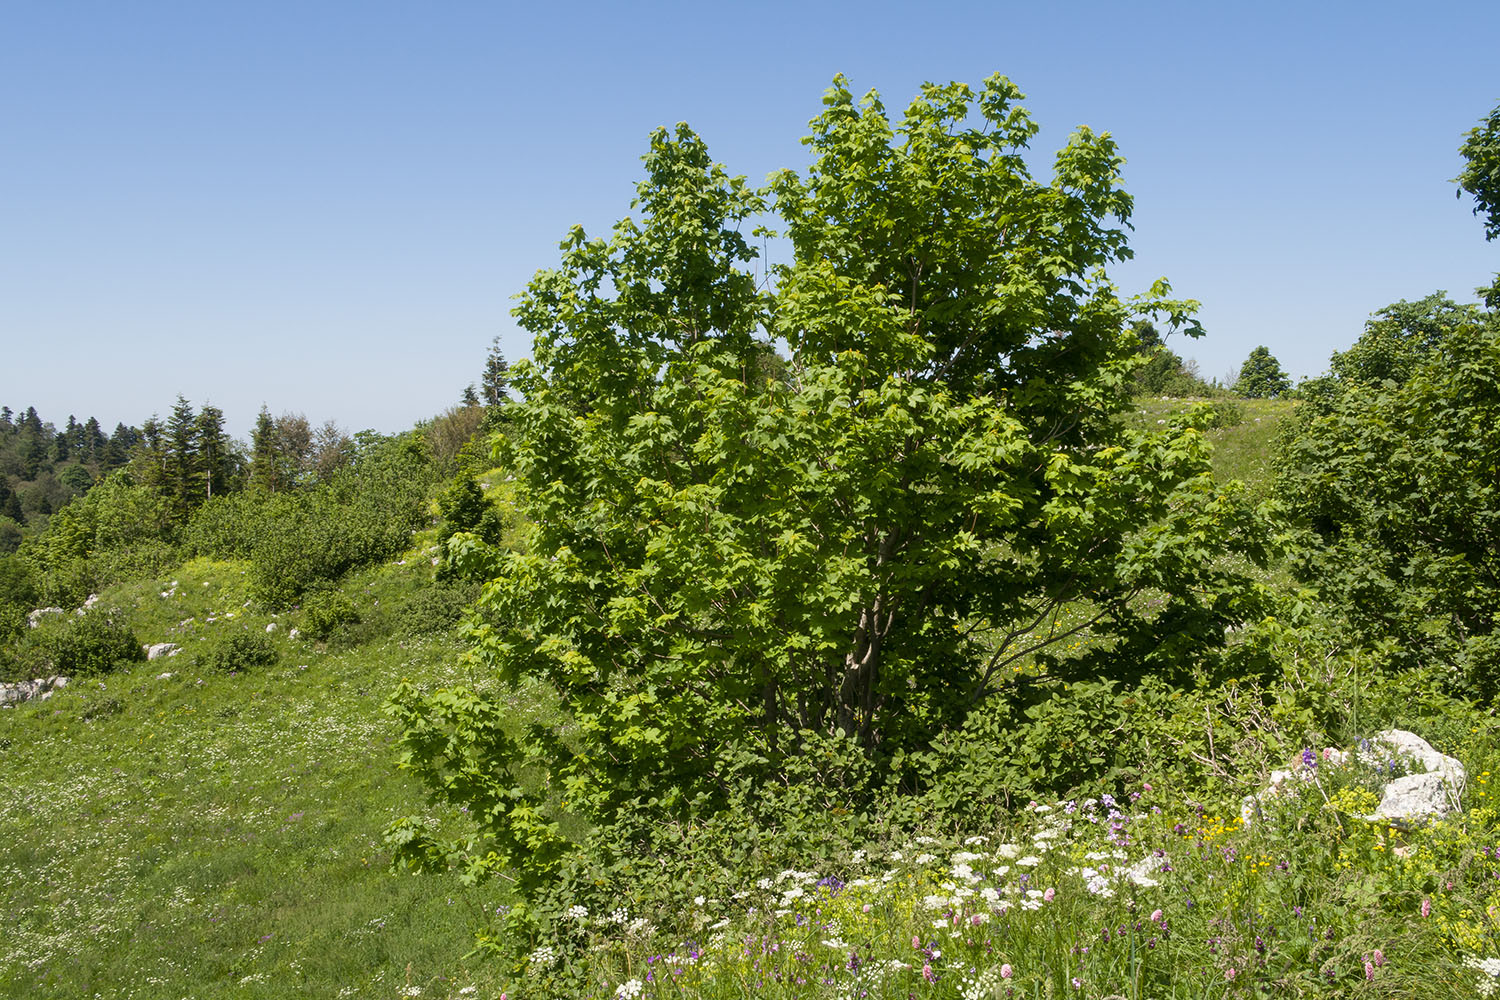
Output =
[
  {"x1": 0, "y1": 676, "x2": 69, "y2": 707},
  {"x1": 145, "y1": 642, "x2": 181, "y2": 660},
  {"x1": 1240, "y1": 729, "x2": 1465, "y2": 828},
  {"x1": 1362, "y1": 729, "x2": 1465, "y2": 827}
]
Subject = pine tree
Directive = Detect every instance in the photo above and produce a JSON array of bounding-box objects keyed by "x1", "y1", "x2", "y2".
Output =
[
  {"x1": 83, "y1": 417, "x2": 105, "y2": 464},
  {"x1": 481, "y1": 337, "x2": 510, "y2": 407},
  {"x1": 104, "y1": 423, "x2": 134, "y2": 470},
  {"x1": 164, "y1": 396, "x2": 199, "y2": 520},
  {"x1": 195, "y1": 404, "x2": 233, "y2": 501},
  {"x1": 249, "y1": 406, "x2": 281, "y2": 492}
]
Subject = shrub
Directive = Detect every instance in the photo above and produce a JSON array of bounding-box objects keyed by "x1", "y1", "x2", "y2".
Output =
[
  {"x1": 299, "y1": 589, "x2": 361, "y2": 642},
  {"x1": 198, "y1": 631, "x2": 278, "y2": 672},
  {"x1": 39, "y1": 609, "x2": 145, "y2": 676},
  {"x1": 391, "y1": 582, "x2": 476, "y2": 638}
]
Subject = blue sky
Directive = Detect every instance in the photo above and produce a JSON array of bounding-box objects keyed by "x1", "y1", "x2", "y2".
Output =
[{"x1": 3, "y1": 1, "x2": 1497, "y2": 439}]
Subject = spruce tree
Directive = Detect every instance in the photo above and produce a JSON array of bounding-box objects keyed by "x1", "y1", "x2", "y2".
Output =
[
  {"x1": 195, "y1": 404, "x2": 232, "y2": 501},
  {"x1": 481, "y1": 337, "x2": 509, "y2": 407},
  {"x1": 249, "y1": 406, "x2": 280, "y2": 492}
]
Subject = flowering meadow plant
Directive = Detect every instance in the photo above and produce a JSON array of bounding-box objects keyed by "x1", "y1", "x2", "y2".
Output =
[{"x1": 498, "y1": 772, "x2": 1500, "y2": 999}]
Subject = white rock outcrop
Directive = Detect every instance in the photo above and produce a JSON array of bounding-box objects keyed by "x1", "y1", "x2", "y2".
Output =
[
  {"x1": 1363, "y1": 729, "x2": 1465, "y2": 825},
  {"x1": 0, "y1": 676, "x2": 68, "y2": 707},
  {"x1": 1241, "y1": 729, "x2": 1465, "y2": 828},
  {"x1": 145, "y1": 642, "x2": 181, "y2": 660}
]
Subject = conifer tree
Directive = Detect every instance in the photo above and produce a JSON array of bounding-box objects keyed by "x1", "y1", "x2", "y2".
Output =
[
  {"x1": 249, "y1": 406, "x2": 280, "y2": 491},
  {"x1": 195, "y1": 404, "x2": 233, "y2": 500},
  {"x1": 481, "y1": 337, "x2": 509, "y2": 407}
]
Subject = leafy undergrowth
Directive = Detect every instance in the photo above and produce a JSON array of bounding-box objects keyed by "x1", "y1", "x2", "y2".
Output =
[
  {"x1": 0, "y1": 548, "x2": 511, "y2": 1000},
  {"x1": 512, "y1": 741, "x2": 1500, "y2": 999}
]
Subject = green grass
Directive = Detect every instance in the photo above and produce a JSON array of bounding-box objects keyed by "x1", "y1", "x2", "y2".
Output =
[{"x1": 0, "y1": 545, "x2": 512, "y2": 999}]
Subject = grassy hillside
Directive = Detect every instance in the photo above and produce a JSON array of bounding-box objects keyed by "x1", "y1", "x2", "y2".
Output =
[{"x1": 0, "y1": 535, "x2": 513, "y2": 999}]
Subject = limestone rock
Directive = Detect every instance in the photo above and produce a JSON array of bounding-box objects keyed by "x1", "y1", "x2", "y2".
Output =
[
  {"x1": 145, "y1": 642, "x2": 181, "y2": 660},
  {"x1": 1363, "y1": 729, "x2": 1465, "y2": 825},
  {"x1": 27, "y1": 607, "x2": 64, "y2": 628},
  {"x1": 0, "y1": 676, "x2": 69, "y2": 707}
]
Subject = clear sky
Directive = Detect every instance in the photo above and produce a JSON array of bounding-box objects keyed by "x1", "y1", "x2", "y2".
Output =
[{"x1": 4, "y1": 1, "x2": 1497, "y2": 439}]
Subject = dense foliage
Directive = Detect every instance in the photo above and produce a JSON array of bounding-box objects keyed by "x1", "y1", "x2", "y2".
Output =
[
  {"x1": 1234, "y1": 345, "x2": 1291, "y2": 398},
  {"x1": 387, "y1": 77, "x2": 1279, "y2": 915},
  {"x1": 1276, "y1": 308, "x2": 1500, "y2": 695}
]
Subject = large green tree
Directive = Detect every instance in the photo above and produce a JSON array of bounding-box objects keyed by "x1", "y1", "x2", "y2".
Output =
[
  {"x1": 1233, "y1": 345, "x2": 1291, "y2": 397},
  {"x1": 1276, "y1": 311, "x2": 1500, "y2": 694},
  {"x1": 1459, "y1": 101, "x2": 1500, "y2": 307},
  {"x1": 389, "y1": 76, "x2": 1270, "y2": 899}
]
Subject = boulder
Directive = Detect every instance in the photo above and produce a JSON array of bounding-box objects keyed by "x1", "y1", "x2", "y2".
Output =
[
  {"x1": 1242, "y1": 729, "x2": 1465, "y2": 828},
  {"x1": 1363, "y1": 729, "x2": 1465, "y2": 825},
  {"x1": 26, "y1": 607, "x2": 65, "y2": 628},
  {"x1": 0, "y1": 676, "x2": 69, "y2": 707},
  {"x1": 145, "y1": 642, "x2": 181, "y2": 660}
]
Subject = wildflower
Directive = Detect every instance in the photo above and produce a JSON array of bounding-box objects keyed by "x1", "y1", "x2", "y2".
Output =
[
  {"x1": 1372, "y1": 948, "x2": 1385, "y2": 967},
  {"x1": 1000, "y1": 964, "x2": 1013, "y2": 978},
  {"x1": 1149, "y1": 909, "x2": 1163, "y2": 924},
  {"x1": 1071, "y1": 977, "x2": 1082, "y2": 989},
  {"x1": 1043, "y1": 887, "x2": 1056, "y2": 902},
  {"x1": 1422, "y1": 897, "x2": 1432, "y2": 918},
  {"x1": 565, "y1": 904, "x2": 589, "y2": 921},
  {"x1": 1365, "y1": 960, "x2": 1376, "y2": 980},
  {"x1": 1302, "y1": 747, "x2": 1316, "y2": 769},
  {"x1": 614, "y1": 980, "x2": 643, "y2": 1000},
  {"x1": 922, "y1": 963, "x2": 936, "y2": 982},
  {"x1": 1225, "y1": 968, "x2": 1237, "y2": 981}
]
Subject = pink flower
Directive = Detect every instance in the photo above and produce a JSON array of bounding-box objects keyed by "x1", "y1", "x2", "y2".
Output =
[
  {"x1": 1071, "y1": 977, "x2": 1082, "y2": 989},
  {"x1": 922, "y1": 963, "x2": 935, "y2": 983},
  {"x1": 1000, "y1": 964, "x2": 1013, "y2": 979},
  {"x1": 1372, "y1": 948, "x2": 1385, "y2": 967},
  {"x1": 1142, "y1": 782, "x2": 1153, "y2": 791},
  {"x1": 1421, "y1": 897, "x2": 1432, "y2": 918},
  {"x1": 1149, "y1": 909, "x2": 1163, "y2": 924},
  {"x1": 912, "y1": 935, "x2": 921, "y2": 949},
  {"x1": 1365, "y1": 960, "x2": 1375, "y2": 981},
  {"x1": 1043, "y1": 887, "x2": 1055, "y2": 902},
  {"x1": 861, "y1": 903, "x2": 871, "y2": 913},
  {"x1": 1225, "y1": 968, "x2": 1237, "y2": 982}
]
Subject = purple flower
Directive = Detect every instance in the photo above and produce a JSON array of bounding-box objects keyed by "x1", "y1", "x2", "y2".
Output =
[{"x1": 1302, "y1": 747, "x2": 1317, "y2": 769}]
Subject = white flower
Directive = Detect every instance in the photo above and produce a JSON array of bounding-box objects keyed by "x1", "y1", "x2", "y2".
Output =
[
  {"x1": 756, "y1": 877, "x2": 772, "y2": 890},
  {"x1": 608, "y1": 906, "x2": 629, "y2": 924},
  {"x1": 694, "y1": 895, "x2": 706, "y2": 907},
  {"x1": 614, "y1": 979, "x2": 643, "y2": 999},
  {"x1": 995, "y1": 843, "x2": 1021, "y2": 859},
  {"x1": 914, "y1": 853, "x2": 936, "y2": 865},
  {"x1": 922, "y1": 894, "x2": 952, "y2": 910},
  {"x1": 1016, "y1": 856, "x2": 1041, "y2": 867},
  {"x1": 980, "y1": 887, "x2": 1001, "y2": 905},
  {"x1": 964, "y1": 835, "x2": 989, "y2": 846},
  {"x1": 528, "y1": 945, "x2": 557, "y2": 968},
  {"x1": 565, "y1": 904, "x2": 589, "y2": 921}
]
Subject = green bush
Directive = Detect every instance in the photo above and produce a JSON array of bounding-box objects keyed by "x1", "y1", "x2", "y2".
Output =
[
  {"x1": 391, "y1": 582, "x2": 476, "y2": 638},
  {"x1": 198, "y1": 631, "x2": 278, "y2": 672},
  {"x1": 38, "y1": 609, "x2": 145, "y2": 677},
  {"x1": 299, "y1": 589, "x2": 361, "y2": 641}
]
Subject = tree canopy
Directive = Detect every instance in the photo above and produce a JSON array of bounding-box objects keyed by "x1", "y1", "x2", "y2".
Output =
[
  {"x1": 1233, "y1": 346, "x2": 1290, "y2": 398},
  {"x1": 388, "y1": 76, "x2": 1273, "y2": 904}
]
